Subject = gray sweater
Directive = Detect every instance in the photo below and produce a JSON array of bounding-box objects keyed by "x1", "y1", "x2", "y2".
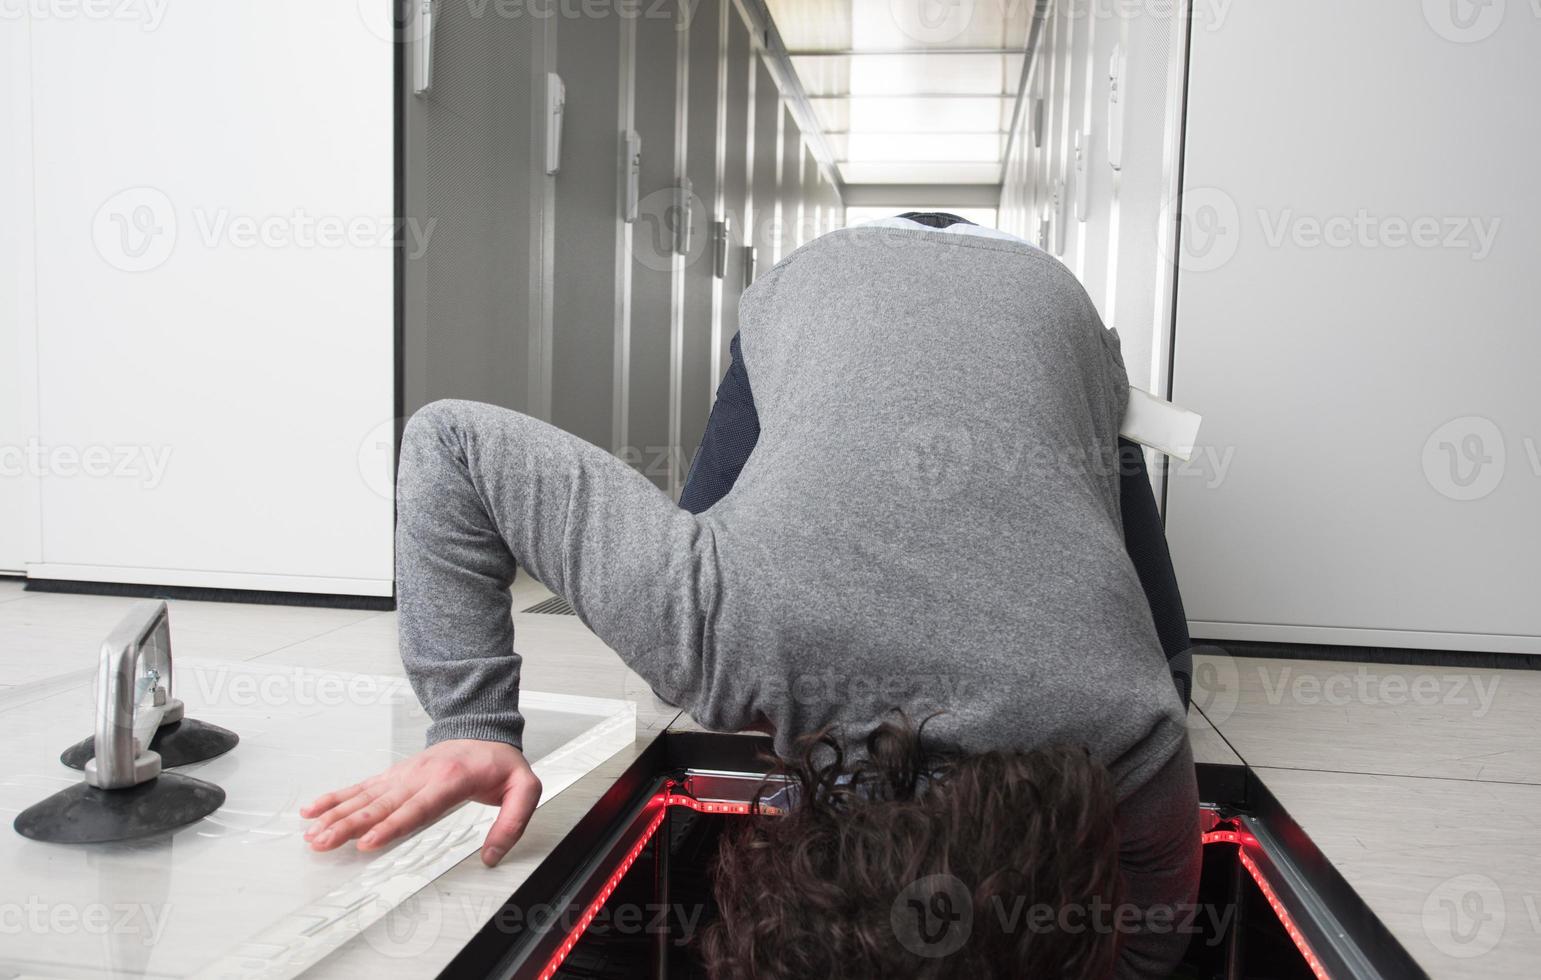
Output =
[{"x1": 688, "y1": 225, "x2": 1188, "y2": 799}]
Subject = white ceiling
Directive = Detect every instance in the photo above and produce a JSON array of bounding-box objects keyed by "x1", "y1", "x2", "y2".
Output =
[{"x1": 764, "y1": 0, "x2": 1031, "y2": 185}]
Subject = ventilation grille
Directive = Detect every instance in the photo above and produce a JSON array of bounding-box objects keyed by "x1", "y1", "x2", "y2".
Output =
[{"x1": 522, "y1": 596, "x2": 576, "y2": 616}]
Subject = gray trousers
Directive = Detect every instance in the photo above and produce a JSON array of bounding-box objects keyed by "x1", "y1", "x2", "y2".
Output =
[{"x1": 395, "y1": 398, "x2": 1199, "y2": 979}]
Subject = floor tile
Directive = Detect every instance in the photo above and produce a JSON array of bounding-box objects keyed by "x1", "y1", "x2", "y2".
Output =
[
  {"x1": 255, "y1": 606, "x2": 680, "y2": 734},
  {"x1": 1196, "y1": 652, "x2": 1541, "y2": 784},
  {"x1": 1188, "y1": 704, "x2": 1242, "y2": 766},
  {"x1": 0, "y1": 589, "x2": 383, "y2": 688},
  {"x1": 1256, "y1": 766, "x2": 1541, "y2": 980},
  {"x1": 509, "y1": 570, "x2": 557, "y2": 613}
]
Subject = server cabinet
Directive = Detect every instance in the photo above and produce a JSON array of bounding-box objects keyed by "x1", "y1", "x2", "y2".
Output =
[
  {"x1": 803, "y1": 145, "x2": 822, "y2": 239},
  {"x1": 1165, "y1": 1, "x2": 1541, "y2": 655},
  {"x1": 678, "y1": 0, "x2": 724, "y2": 473},
  {"x1": 550, "y1": 3, "x2": 635, "y2": 455},
  {"x1": 715, "y1": 9, "x2": 755, "y2": 380},
  {"x1": 0, "y1": 15, "x2": 38, "y2": 575},
  {"x1": 777, "y1": 107, "x2": 803, "y2": 259},
  {"x1": 627, "y1": 0, "x2": 685, "y2": 490},
  {"x1": 21, "y1": 4, "x2": 395, "y2": 597},
  {"x1": 1105, "y1": 4, "x2": 1188, "y2": 395},
  {"x1": 750, "y1": 57, "x2": 781, "y2": 272},
  {"x1": 10, "y1": 2, "x2": 559, "y2": 600},
  {"x1": 401, "y1": 0, "x2": 548, "y2": 417},
  {"x1": 1073, "y1": 4, "x2": 1119, "y2": 322}
]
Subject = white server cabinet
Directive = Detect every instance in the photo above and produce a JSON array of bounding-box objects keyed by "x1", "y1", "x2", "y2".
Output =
[
  {"x1": 22, "y1": 5, "x2": 394, "y2": 597},
  {"x1": 9, "y1": 3, "x2": 551, "y2": 601},
  {"x1": 1, "y1": 15, "x2": 40, "y2": 575},
  {"x1": 1165, "y1": 0, "x2": 1541, "y2": 655}
]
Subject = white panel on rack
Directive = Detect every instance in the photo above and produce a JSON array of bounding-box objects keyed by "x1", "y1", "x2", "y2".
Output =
[
  {"x1": 1167, "y1": 0, "x2": 1541, "y2": 652},
  {"x1": 27, "y1": 3, "x2": 394, "y2": 593}
]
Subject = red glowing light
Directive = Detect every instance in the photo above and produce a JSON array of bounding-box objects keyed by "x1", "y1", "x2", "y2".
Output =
[
  {"x1": 1204, "y1": 827, "x2": 1332, "y2": 980},
  {"x1": 542, "y1": 805, "x2": 1327, "y2": 980},
  {"x1": 535, "y1": 791, "x2": 781, "y2": 979}
]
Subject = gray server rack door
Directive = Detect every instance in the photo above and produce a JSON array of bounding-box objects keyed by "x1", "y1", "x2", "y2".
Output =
[
  {"x1": 402, "y1": 0, "x2": 543, "y2": 417},
  {"x1": 777, "y1": 106, "x2": 802, "y2": 260},
  {"x1": 627, "y1": 0, "x2": 684, "y2": 490},
  {"x1": 802, "y1": 144, "x2": 820, "y2": 239},
  {"x1": 750, "y1": 57, "x2": 780, "y2": 268},
  {"x1": 717, "y1": 10, "x2": 754, "y2": 376},
  {"x1": 549, "y1": 5, "x2": 631, "y2": 452},
  {"x1": 679, "y1": 0, "x2": 723, "y2": 472}
]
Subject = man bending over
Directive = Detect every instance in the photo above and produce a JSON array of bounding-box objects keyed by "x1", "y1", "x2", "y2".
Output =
[{"x1": 301, "y1": 213, "x2": 1200, "y2": 978}]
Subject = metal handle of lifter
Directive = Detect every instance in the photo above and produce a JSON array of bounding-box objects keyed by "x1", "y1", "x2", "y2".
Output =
[{"x1": 83, "y1": 601, "x2": 185, "y2": 790}]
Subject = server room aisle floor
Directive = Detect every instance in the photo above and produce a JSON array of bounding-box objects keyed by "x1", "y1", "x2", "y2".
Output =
[
  {"x1": 2, "y1": 574, "x2": 1536, "y2": 978},
  {"x1": 1189, "y1": 650, "x2": 1541, "y2": 980}
]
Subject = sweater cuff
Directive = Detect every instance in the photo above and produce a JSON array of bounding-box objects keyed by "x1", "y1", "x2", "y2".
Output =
[{"x1": 425, "y1": 711, "x2": 525, "y2": 751}]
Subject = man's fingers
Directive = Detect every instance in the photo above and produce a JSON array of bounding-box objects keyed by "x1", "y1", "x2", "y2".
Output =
[
  {"x1": 481, "y1": 776, "x2": 543, "y2": 867},
  {"x1": 303, "y1": 785, "x2": 385, "y2": 841},
  {"x1": 300, "y1": 780, "x2": 369, "y2": 820},
  {"x1": 308, "y1": 787, "x2": 409, "y2": 850},
  {"x1": 357, "y1": 785, "x2": 466, "y2": 852}
]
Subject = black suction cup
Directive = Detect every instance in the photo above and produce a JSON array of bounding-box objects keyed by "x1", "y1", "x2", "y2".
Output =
[
  {"x1": 60, "y1": 717, "x2": 240, "y2": 771},
  {"x1": 13, "y1": 772, "x2": 226, "y2": 844}
]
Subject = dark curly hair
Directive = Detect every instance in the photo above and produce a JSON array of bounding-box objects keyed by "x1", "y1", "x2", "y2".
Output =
[{"x1": 700, "y1": 716, "x2": 1126, "y2": 980}]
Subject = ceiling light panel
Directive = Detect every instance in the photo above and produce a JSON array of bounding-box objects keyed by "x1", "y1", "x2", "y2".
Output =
[
  {"x1": 763, "y1": 0, "x2": 855, "y2": 50},
  {"x1": 839, "y1": 94, "x2": 1009, "y2": 132},
  {"x1": 855, "y1": 0, "x2": 1008, "y2": 50},
  {"x1": 838, "y1": 160, "x2": 1004, "y2": 184},
  {"x1": 845, "y1": 131, "x2": 1004, "y2": 162},
  {"x1": 784, "y1": 53, "x2": 1009, "y2": 96}
]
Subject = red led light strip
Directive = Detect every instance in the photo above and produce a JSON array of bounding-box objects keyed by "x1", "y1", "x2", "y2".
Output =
[
  {"x1": 535, "y1": 791, "x2": 778, "y2": 980},
  {"x1": 540, "y1": 814, "x2": 1323, "y2": 980},
  {"x1": 1202, "y1": 829, "x2": 1332, "y2": 980},
  {"x1": 535, "y1": 800, "x2": 665, "y2": 980}
]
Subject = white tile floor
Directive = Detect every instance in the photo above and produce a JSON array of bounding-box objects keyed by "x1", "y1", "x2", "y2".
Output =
[
  {"x1": 5, "y1": 576, "x2": 1538, "y2": 978},
  {"x1": 1194, "y1": 649, "x2": 1541, "y2": 978},
  {"x1": 0, "y1": 586, "x2": 383, "y2": 686},
  {"x1": 0, "y1": 574, "x2": 682, "y2": 735},
  {"x1": 1195, "y1": 651, "x2": 1541, "y2": 784},
  {"x1": 1253, "y1": 766, "x2": 1541, "y2": 980}
]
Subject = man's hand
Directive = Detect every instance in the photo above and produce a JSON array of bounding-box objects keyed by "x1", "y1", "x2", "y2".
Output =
[{"x1": 300, "y1": 739, "x2": 542, "y2": 867}]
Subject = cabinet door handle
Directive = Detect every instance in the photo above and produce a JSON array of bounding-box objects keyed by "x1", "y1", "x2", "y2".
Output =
[
  {"x1": 623, "y1": 131, "x2": 642, "y2": 223},
  {"x1": 413, "y1": 0, "x2": 436, "y2": 96}
]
